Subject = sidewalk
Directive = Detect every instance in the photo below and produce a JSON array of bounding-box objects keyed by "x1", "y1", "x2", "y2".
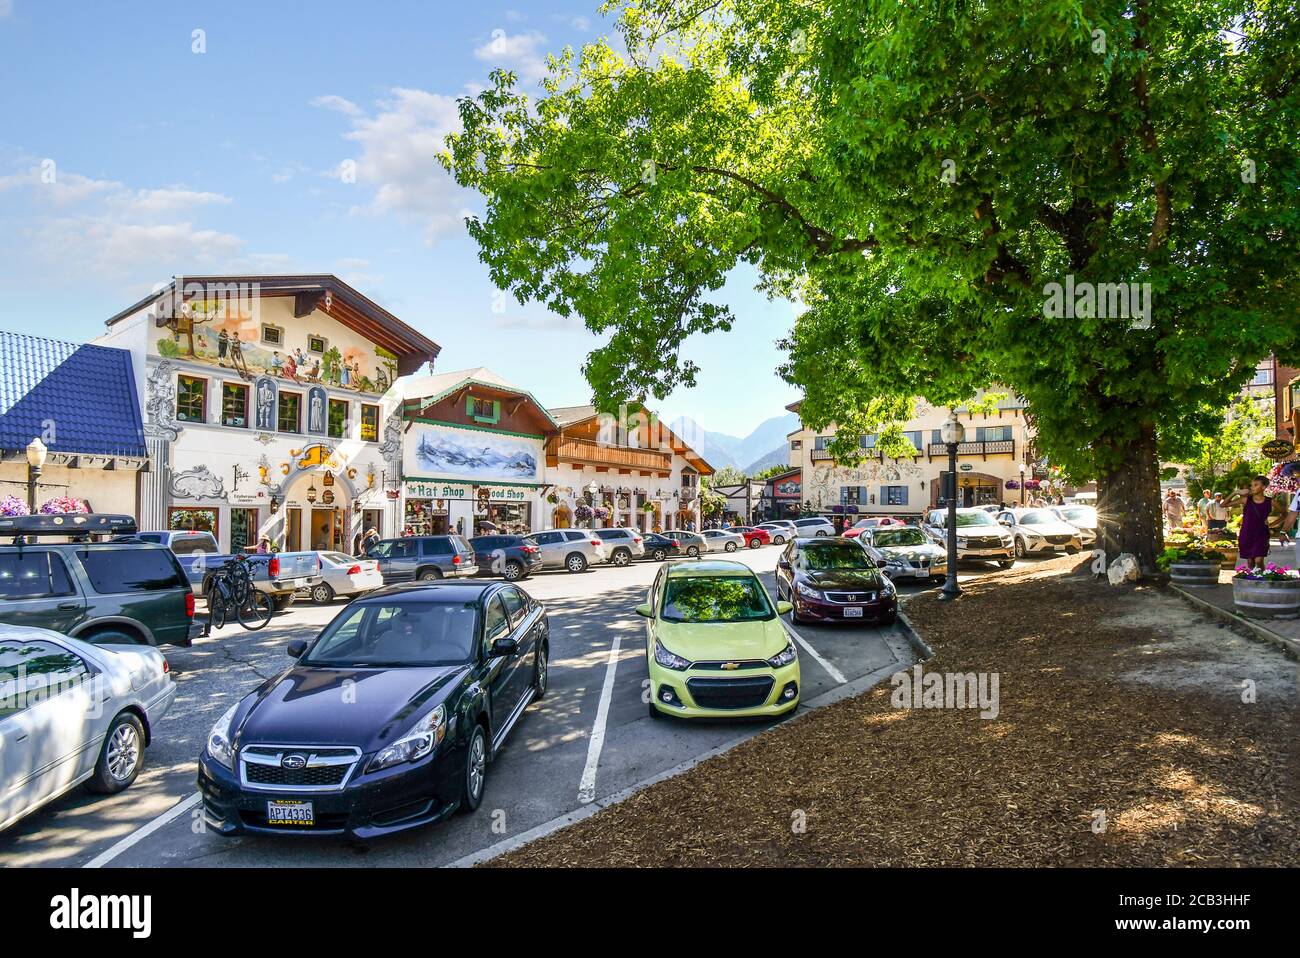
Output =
[{"x1": 1171, "y1": 539, "x2": 1300, "y2": 658}]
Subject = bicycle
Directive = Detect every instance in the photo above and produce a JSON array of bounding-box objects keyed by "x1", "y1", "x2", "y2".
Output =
[{"x1": 208, "y1": 555, "x2": 275, "y2": 631}]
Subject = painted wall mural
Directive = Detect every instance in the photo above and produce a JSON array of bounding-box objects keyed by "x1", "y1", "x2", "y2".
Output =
[
  {"x1": 153, "y1": 298, "x2": 397, "y2": 393},
  {"x1": 404, "y1": 423, "x2": 541, "y2": 484},
  {"x1": 254, "y1": 376, "x2": 278, "y2": 431}
]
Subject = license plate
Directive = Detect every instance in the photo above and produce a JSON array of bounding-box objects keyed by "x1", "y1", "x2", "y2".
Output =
[
  {"x1": 266, "y1": 799, "x2": 314, "y2": 826},
  {"x1": 913, "y1": 568, "x2": 930, "y2": 577},
  {"x1": 843, "y1": 607, "x2": 864, "y2": 617},
  {"x1": 292, "y1": 578, "x2": 307, "y2": 588}
]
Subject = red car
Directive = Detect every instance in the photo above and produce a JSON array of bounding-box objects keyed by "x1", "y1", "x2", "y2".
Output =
[
  {"x1": 731, "y1": 526, "x2": 772, "y2": 548},
  {"x1": 843, "y1": 517, "x2": 907, "y2": 539}
]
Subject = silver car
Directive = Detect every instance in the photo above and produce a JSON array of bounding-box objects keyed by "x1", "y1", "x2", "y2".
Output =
[
  {"x1": 592, "y1": 527, "x2": 647, "y2": 566},
  {"x1": 791, "y1": 516, "x2": 836, "y2": 537},
  {"x1": 700, "y1": 529, "x2": 746, "y2": 553},
  {"x1": 922, "y1": 508, "x2": 1015, "y2": 567},
  {"x1": 995, "y1": 507, "x2": 1084, "y2": 557},
  {"x1": 0, "y1": 624, "x2": 176, "y2": 832},
  {"x1": 526, "y1": 529, "x2": 609, "y2": 572},
  {"x1": 1052, "y1": 504, "x2": 1098, "y2": 547},
  {"x1": 859, "y1": 526, "x2": 948, "y2": 583},
  {"x1": 757, "y1": 522, "x2": 794, "y2": 545},
  {"x1": 661, "y1": 530, "x2": 706, "y2": 556}
]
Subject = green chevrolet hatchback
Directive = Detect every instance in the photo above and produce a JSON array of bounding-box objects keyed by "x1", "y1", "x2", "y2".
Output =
[{"x1": 0, "y1": 514, "x2": 202, "y2": 647}]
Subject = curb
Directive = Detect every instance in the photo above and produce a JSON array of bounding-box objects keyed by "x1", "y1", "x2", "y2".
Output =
[
  {"x1": 444, "y1": 650, "x2": 912, "y2": 868},
  {"x1": 1168, "y1": 584, "x2": 1300, "y2": 660},
  {"x1": 896, "y1": 606, "x2": 935, "y2": 661}
]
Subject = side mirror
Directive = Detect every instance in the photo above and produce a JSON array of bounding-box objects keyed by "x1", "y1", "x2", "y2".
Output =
[
  {"x1": 287, "y1": 639, "x2": 307, "y2": 658},
  {"x1": 874, "y1": 556, "x2": 889, "y2": 568},
  {"x1": 776, "y1": 558, "x2": 791, "y2": 570},
  {"x1": 776, "y1": 600, "x2": 793, "y2": 616},
  {"x1": 490, "y1": 636, "x2": 519, "y2": 657},
  {"x1": 634, "y1": 603, "x2": 653, "y2": 618}
]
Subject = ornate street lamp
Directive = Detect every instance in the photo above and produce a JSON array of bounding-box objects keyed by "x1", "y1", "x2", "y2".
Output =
[
  {"x1": 939, "y1": 411, "x2": 966, "y2": 601},
  {"x1": 1018, "y1": 461, "x2": 1027, "y2": 506},
  {"x1": 306, "y1": 480, "x2": 318, "y2": 504},
  {"x1": 26, "y1": 437, "x2": 47, "y2": 514}
]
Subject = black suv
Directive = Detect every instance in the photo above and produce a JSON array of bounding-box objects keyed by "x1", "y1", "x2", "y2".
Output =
[
  {"x1": 467, "y1": 534, "x2": 543, "y2": 581},
  {"x1": 367, "y1": 535, "x2": 480, "y2": 583},
  {"x1": 0, "y1": 514, "x2": 202, "y2": 647}
]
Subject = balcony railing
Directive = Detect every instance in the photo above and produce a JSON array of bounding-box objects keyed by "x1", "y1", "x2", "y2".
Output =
[
  {"x1": 548, "y1": 436, "x2": 673, "y2": 472},
  {"x1": 926, "y1": 439, "x2": 1016, "y2": 459}
]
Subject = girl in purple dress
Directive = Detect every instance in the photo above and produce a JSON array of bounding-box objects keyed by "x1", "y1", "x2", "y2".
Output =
[{"x1": 1237, "y1": 475, "x2": 1275, "y2": 570}]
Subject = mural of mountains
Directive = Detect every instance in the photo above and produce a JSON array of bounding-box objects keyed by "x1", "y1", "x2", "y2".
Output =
[{"x1": 669, "y1": 412, "x2": 799, "y2": 474}]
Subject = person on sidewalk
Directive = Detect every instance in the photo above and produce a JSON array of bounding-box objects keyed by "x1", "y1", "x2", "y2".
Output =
[
  {"x1": 1205, "y1": 492, "x2": 1231, "y2": 532},
  {"x1": 1194, "y1": 489, "x2": 1213, "y2": 531},
  {"x1": 1162, "y1": 489, "x2": 1186, "y2": 530},
  {"x1": 1279, "y1": 490, "x2": 1300, "y2": 567},
  {"x1": 1236, "y1": 476, "x2": 1275, "y2": 571}
]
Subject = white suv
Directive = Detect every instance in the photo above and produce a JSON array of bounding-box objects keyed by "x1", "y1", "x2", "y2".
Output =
[
  {"x1": 792, "y1": 517, "x2": 836, "y2": 537},
  {"x1": 593, "y1": 527, "x2": 647, "y2": 566}
]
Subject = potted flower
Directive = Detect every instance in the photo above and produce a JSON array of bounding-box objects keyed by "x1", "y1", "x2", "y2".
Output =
[
  {"x1": 40, "y1": 496, "x2": 89, "y2": 515},
  {"x1": 1156, "y1": 542, "x2": 1225, "y2": 588},
  {"x1": 1232, "y1": 564, "x2": 1300, "y2": 619},
  {"x1": 640, "y1": 501, "x2": 656, "y2": 514},
  {"x1": 0, "y1": 495, "x2": 30, "y2": 517},
  {"x1": 572, "y1": 503, "x2": 594, "y2": 526},
  {"x1": 1203, "y1": 528, "x2": 1239, "y2": 568},
  {"x1": 546, "y1": 492, "x2": 559, "y2": 505}
]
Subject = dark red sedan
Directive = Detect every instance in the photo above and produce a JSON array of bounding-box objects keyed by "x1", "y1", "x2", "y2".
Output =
[{"x1": 774, "y1": 537, "x2": 897, "y2": 625}]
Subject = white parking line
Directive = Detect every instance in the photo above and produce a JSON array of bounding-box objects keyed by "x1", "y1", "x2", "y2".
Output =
[
  {"x1": 83, "y1": 792, "x2": 201, "y2": 868},
  {"x1": 780, "y1": 618, "x2": 847, "y2": 684},
  {"x1": 577, "y1": 631, "x2": 623, "y2": 804}
]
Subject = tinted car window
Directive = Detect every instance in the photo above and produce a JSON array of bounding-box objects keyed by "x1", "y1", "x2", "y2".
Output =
[
  {"x1": 390, "y1": 540, "x2": 416, "y2": 558},
  {"x1": 484, "y1": 595, "x2": 509, "y2": 642},
  {"x1": 170, "y1": 535, "x2": 218, "y2": 556},
  {"x1": 564, "y1": 531, "x2": 589, "y2": 542},
  {"x1": 0, "y1": 552, "x2": 74, "y2": 599},
  {"x1": 595, "y1": 529, "x2": 627, "y2": 540},
  {"x1": 532, "y1": 532, "x2": 561, "y2": 545},
  {"x1": 367, "y1": 541, "x2": 392, "y2": 558},
  {"x1": 470, "y1": 536, "x2": 499, "y2": 550},
  {"x1": 78, "y1": 549, "x2": 185, "y2": 593},
  {"x1": 500, "y1": 587, "x2": 526, "y2": 628},
  {"x1": 304, "y1": 601, "x2": 479, "y2": 667},
  {"x1": 420, "y1": 538, "x2": 453, "y2": 556}
]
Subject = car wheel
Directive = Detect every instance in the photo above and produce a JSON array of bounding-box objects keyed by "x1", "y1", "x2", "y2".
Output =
[
  {"x1": 772, "y1": 535, "x2": 785, "y2": 545},
  {"x1": 724, "y1": 541, "x2": 738, "y2": 552},
  {"x1": 418, "y1": 569, "x2": 442, "y2": 581},
  {"x1": 687, "y1": 546, "x2": 700, "y2": 557},
  {"x1": 748, "y1": 538, "x2": 761, "y2": 549},
  {"x1": 612, "y1": 549, "x2": 631, "y2": 567},
  {"x1": 82, "y1": 628, "x2": 144, "y2": 646},
  {"x1": 86, "y1": 711, "x2": 145, "y2": 794},
  {"x1": 565, "y1": 553, "x2": 588, "y2": 573},
  {"x1": 503, "y1": 560, "x2": 523, "y2": 581},
  {"x1": 310, "y1": 583, "x2": 335, "y2": 605},
  {"x1": 533, "y1": 643, "x2": 548, "y2": 699},
  {"x1": 460, "y1": 723, "x2": 488, "y2": 813},
  {"x1": 998, "y1": 559, "x2": 1015, "y2": 569},
  {"x1": 648, "y1": 698, "x2": 664, "y2": 720},
  {"x1": 816, "y1": 530, "x2": 828, "y2": 536},
  {"x1": 1014, "y1": 537, "x2": 1026, "y2": 558},
  {"x1": 652, "y1": 548, "x2": 667, "y2": 561}
]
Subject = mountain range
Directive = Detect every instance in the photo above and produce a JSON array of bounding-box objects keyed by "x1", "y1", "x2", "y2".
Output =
[{"x1": 668, "y1": 412, "x2": 799, "y2": 475}]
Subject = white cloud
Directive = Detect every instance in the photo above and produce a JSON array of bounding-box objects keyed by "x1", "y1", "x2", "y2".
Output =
[
  {"x1": 311, "y1": 94, "x2": 362, "y2": 117},
  {"x1": 473, "y1": 30, "x2": 549, "y2": 83},
  {"x1": 314, "y1": 87, "x2": 470, "y2": 244},
  {"x1": 105, "y1": 187, "x2": 232, "y2": 218},
  {"x1": 32, "y1": 217, "x2": 244, "y2": 276}
]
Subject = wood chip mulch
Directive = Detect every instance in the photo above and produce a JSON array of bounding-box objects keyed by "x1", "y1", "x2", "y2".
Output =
[{"x1": 488, "y1": 557, "x2": 1298, "y2": 867}]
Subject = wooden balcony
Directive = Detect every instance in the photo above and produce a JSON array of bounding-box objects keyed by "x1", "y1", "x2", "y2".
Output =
[
  {"x1": 926, "y1": 439, "x2": 1016, "y2": 460},
  {"x1": 547, "y1": 436, "x2": 673, "y2": 474}
]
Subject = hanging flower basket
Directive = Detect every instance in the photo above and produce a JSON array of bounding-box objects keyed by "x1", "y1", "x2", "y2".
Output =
[
  {"x1": 1265, "y1": 460, "x2": 1300, "y2": 496},
  {"x1": 0, "y1": 495, "x2": 30, "y2": 517},
  {"x1": 546, "y1": 493, "x2": 559, "y2": 505},
  {"x1": 572, "y1": 503, "x2": 594, "y2": 523},
  {"x1": 1004, "y1": 479, "x2": 1021, "y2": 490},
  {"x1": 40, "y1": 496, "x2": 89, "y2": 515},
  {"x1": 641, "y1": 502, "x2": 656, "y2": 513}
]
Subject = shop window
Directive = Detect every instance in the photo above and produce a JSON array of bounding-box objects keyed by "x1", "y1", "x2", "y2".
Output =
[
  {"x1": 328, "y1": 399, "x2": 349, "y2": 439},
  {"x1": 230, "y1": 508, "x2": 258, "y2": 553},
  {"x1": 468, "y1": 396, "x2": 500, "y2": 424},
  {"x1": 883, "y1": 485, "x2": 909, "y2": 506},
  {"x1": 840, "y1": 486, "x2": 865, "y2": 505},
  {"x1": 176, "y1": 375, "x2": 207, "y2": 423},
  {"x1": 221, "y1": 382, "x2": 249, "y2": 428},
  {"x1": 307, "y1": 334, "x2": 328, "y2": 354},
  {"x1": 278, "y1": 392, "x2": 301, "y2": 433},
  {"x1": 261, "y1": 323, "x2": 284, "y2": 347},
  {"x1": 360, "y1": 403, "x2": 380, "y2": 442}
]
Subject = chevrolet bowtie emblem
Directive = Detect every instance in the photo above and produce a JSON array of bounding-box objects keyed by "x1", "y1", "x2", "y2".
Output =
[{"x1": 721, "y1": 662, "x2": 740, "y2": 670}]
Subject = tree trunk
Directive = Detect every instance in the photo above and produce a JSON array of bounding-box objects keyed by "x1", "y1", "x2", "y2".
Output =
[{"x1": 1096, "y1": 421, "x2": 1164, "y2": 573}]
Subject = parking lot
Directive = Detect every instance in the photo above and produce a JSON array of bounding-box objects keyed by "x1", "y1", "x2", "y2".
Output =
[{"x1": 0, "y1": 546, "x2": 1003, "y2": 869}]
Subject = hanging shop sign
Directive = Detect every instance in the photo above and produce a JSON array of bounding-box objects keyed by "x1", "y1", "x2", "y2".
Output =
[
  {"x1": 1262, "y1": 438, "x2": 1295, "y2": 461},
  {"x1": 474, "y1": 483, "x2": 532, "y2": 502},
  {"x1": 405, "y1": 479, "x2": 470, "y2": 500}
]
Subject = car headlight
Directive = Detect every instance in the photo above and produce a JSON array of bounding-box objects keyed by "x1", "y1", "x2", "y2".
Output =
[
  {"x1": 795, "y1": 580, "x2": 822, "y2": 599},
  {"x1": 767, "y1": 639, "x2": 797, "y2": 668},
  {"x1": 206, "y1": 702, "x2": 239, "y2": 770},
  {"x1": 1000, "y1": 535, "x2": 1012, "y2": 546},
  {"x1": 653, "y1": 639, "x2": 691, "y2": 671},
  {"x1": 368, "y1": 705, "x2": 447, "y2": 772}
]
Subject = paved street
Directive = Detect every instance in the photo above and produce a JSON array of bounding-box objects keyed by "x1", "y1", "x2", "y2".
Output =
[{"x1": 0, "y1": 545, "x2": 1004, "y2": 869}]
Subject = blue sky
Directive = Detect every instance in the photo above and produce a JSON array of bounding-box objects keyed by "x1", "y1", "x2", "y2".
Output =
[{"x1": 0, "y1": 0, "x2": 802, "y2": 438}]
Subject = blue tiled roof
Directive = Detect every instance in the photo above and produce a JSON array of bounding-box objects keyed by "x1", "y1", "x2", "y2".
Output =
[{"x1": 0, "y1": 330, "x2": 146, "y2": 458}]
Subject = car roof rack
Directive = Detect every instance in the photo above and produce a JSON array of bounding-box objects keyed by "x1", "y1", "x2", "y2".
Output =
[{"x1": 0, "y1": 513, "x2": 137, "y2": 541}]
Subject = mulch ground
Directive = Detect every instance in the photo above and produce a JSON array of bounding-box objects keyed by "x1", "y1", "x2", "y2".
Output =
[{"x1": 489, "y1": 557, "x2": 1299, "y2": 867}]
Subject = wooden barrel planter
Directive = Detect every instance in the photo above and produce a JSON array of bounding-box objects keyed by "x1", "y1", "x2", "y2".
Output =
[
  {"x1": 1168, "y1": 560, "x2": 1221, "y2": 588},
  {"x1": 1214, "y1": 544, "x2": 1239, "y2": 569},
  {"x1": 1232, "y1": 577, "x2": 1300, "y2": 619}
]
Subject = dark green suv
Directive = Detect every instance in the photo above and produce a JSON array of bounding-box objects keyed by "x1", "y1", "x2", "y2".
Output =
[{"x1": 0, "y1": 514, "x2": 202, "y2": 647}]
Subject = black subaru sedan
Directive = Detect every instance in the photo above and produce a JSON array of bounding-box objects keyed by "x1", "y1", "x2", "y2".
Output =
[{"x1": 197, "y1": 581, "x2": 548, "y2": 839}]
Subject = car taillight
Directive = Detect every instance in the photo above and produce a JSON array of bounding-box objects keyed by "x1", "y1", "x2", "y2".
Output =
[
  {"x1": 523, "y1": 545, "x2": 538, "y2": 553},
  {"x1": 452, "y1": 554, "x2": 461, "y2": 565},
  {"x1": 590, "y1": 540, "x2": 601, "y2": 546},
  {"x1": 184, "y1": 592, "x2": 195, "y2": 618},
  {"x1": 162, "y1": 657, "x2": 169, "y2": 674},
  {"x1": 346, "y1": 565, "x2": 361, "y2": 575},
  {"x1": 268, "y1": 556, "x2": 280, "y2": 578},
  {"x1": 633, "y1": 537, "x2": 642, "y2": 543}
]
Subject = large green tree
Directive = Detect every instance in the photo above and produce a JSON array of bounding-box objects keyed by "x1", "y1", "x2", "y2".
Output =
[{"x1": 444, "y1": 0, "x2": 1300, "y2": 569}]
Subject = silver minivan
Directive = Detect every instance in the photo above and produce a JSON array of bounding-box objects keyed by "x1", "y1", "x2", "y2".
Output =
[{"x1": 526, "y1": 529, "x2": 610, "y2": 572}]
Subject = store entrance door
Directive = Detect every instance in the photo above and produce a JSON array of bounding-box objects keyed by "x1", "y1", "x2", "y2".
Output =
[{"x1": 311, "y1": 507, "x2": 342, "y2": 551}]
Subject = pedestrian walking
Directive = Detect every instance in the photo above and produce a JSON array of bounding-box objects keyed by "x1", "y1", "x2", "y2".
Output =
[
  {"x1": 1205, "y1": 492, "x2": 1230, "y2": 532},
  {"x1": 1236, "y1": 476, "x2": 1275, "y2": 570},
  {"x1": 1194, "y1": 488, "x2": 1213, "y2": 531},
  {"x1": 1162, "y1": 489, "x2": 1186, "y2": 530}
]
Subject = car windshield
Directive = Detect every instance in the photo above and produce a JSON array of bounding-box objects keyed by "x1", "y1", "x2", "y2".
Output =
[
  {"x1": 936, "y1": 512, "x2": 998, "y2": 528},
  {"x1": 1057, "y1": 506, "x2": 1096, "y2": 524},
  {"x1": 800, "y1": 542, "x2": 874, "y2": 570},
  {"x1": 660, "y1": 575, "x2": 773, "y2": 623},
  {"x1": 1017, "y1": 510, "x2": 1057, "y2": 525},
  {"x1": 873, "y1": 529, "x2": 927, "y2": 548},
  {"x1": 303, "y1": 601, "x2": 479, "y2": 667}
]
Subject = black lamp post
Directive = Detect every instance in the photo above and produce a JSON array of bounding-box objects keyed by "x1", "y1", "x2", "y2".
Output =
[
  {"x1": 939, "y1": 411, "x2": 965, "y2": 601},
  {"x1": 1018, "y1": 461, "x2": 1027, "y2": 506}
]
